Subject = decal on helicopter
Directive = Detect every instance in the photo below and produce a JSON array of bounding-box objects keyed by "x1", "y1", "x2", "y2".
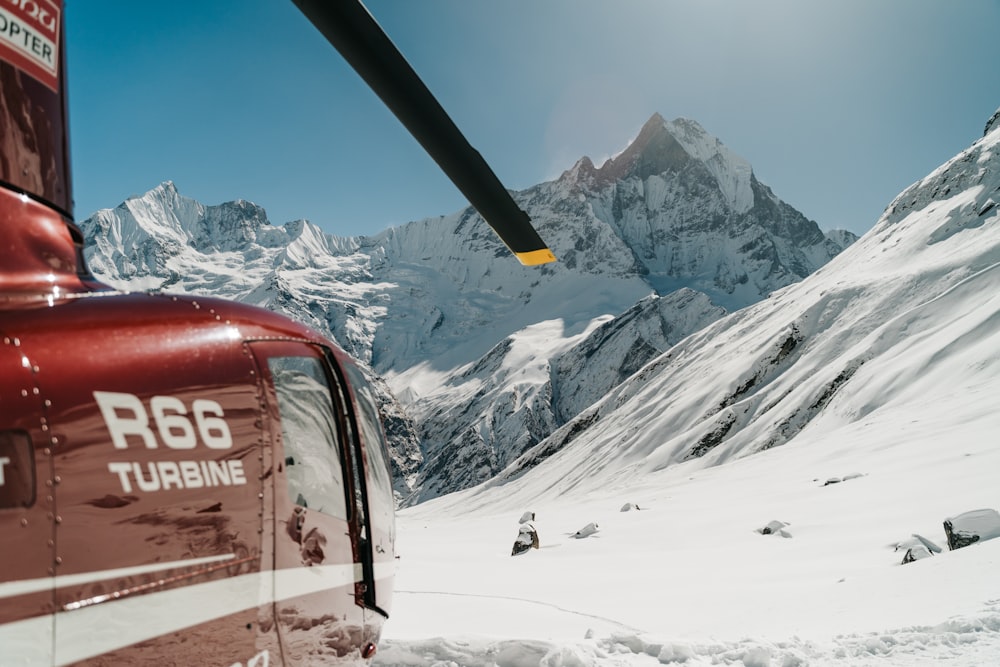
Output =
[
  {"x1": 0, "y1": 0, "x2": 59, "y2": 91},
  {"x1": 95, "y1": 390, "x2": 249, "y2": 493},
  {"x1": 105, "y1": 459, "x2": 249, "y2": 494},
  {"x1": 94, "y1": 392, "x2": 234, "y2": 451}
]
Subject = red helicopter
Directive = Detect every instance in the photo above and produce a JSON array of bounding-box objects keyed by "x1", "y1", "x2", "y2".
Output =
[{"x1": 0, "y1": 1, "x2": 553, "y2": 664}]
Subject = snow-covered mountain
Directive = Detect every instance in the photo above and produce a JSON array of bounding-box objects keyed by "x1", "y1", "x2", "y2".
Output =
[
  {"x1": 374, "y1": 108, "x2": 1000, "y2": 667},
  {"x1": 82, "y1": 184, "x2": 425, "y2": 497},
  {"x1": 403, "y1": 290, "x2": 728, "y2": 502},
  {"x1": 549, "y1": 114, "x2": 843, "y2": 310},
  {"x1": 80, "y1": 114, "x2": 854, "y2": 502},
  {"x1": 487, "y1": 109, "x2": 1000, "y2": 497}
]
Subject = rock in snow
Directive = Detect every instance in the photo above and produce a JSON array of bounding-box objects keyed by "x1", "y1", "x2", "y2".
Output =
[
  {"x1": 759, "y1": 520, "x2": 792, "y2": 538},
  {"x1": 894, "y1": 534, "x2": 943, "y2": 555},
  {"x1": 511, "y1": 523, "x2": 539, "y2": 556},
  {"x1": 944, "y1": 509, "x2": 1000, "y2": 551},
  {"x1": 901, "y1": 544, "x2": 933, "y2": 564},
  {"x1": 573, "y1": 522, "x2": 599, "y2": 539},
  {"x1": 822, "y1": 472, "x2": 865, "y2": 486}
]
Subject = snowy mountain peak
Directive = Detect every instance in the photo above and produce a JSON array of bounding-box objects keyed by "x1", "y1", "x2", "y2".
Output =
[
  {"x1": 542, "y1": 114, "x2": 852, "y2": 312},
  {"x1": 587, "y1": 113, "x2": 691, "y2": 184},
  {"x1": 150, "y1": 179, "x2": 178, "y2": 197},
  {"x1": 563, "y1": 155, "x2": 598, "y2": 182},
  {"x1": 568, "y1": 113, "x2": 755, "y2": 215}
]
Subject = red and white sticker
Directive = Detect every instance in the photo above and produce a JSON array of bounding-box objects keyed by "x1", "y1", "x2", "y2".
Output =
[{"x1": 0, "y1": 0, "x2": 60, "y2": 91}]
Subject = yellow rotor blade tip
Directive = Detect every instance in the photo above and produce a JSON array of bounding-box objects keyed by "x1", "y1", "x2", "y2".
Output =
[{"x1": 515, "y1": 248, "x2": 557, "y2": 266}]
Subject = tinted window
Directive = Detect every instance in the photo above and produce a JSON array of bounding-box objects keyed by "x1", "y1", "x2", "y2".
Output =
[
  {"x1": 268, "y1": 356, "x2": 347, "y2": 520},
  {"x1": 342, "y1": 364, "x2": 394, "y2": 528}
]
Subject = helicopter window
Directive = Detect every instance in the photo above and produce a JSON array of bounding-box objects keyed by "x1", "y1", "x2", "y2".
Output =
[
  {"x1": 0, "y1": 430, "x2": 35, "y2": 509},
  {"x1": 268, "y1": 356, "x2": 348, "y2": 520},
  {"x1": 341, "y1": 364, "x2": 395, "y2": 535}
]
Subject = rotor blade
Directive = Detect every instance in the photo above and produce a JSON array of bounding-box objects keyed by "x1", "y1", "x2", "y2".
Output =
[{"x1": 292, "y1": 0, "x2": 556, "y2": 266}]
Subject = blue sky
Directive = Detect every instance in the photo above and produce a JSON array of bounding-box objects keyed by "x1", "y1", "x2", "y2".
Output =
[{"x1": 66, "y1": 1, "x2": 999, "y2": 237}]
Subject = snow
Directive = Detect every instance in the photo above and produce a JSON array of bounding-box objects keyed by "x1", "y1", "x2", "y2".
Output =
[
  {"x1": 371, "y1": 120, "x2": 1000, "y2": 665},
  {"x1": 376, "y1": 414, "x2": 1000, "y2": 665},
  {"x1": 665, "y1": 118, "x2": 755, "y2": 215}
]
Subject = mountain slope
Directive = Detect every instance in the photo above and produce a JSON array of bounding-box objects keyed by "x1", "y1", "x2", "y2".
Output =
[
  {"x1": 398, "y1": 289, "x2": 727, "y2": 503},
  {"x1": 80, "y1": 114, "x2": 855, "y2": 501},
  {"x1": 462, "y1": 107, "x2": 1000, "y2": 505}
]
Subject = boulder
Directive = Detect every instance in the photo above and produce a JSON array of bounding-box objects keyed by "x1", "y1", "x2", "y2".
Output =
[
  {"x1": 902, "y1": 544, "x2": 933, "y2": 564},
  {"x1": 943, "y1": 508, "x2": 1000, "y2": 550},
  {"x1": 573, "y1": 522, "x2": 599, "y2": 539},
  {"x1": 759, "y1": 520, "x2": 792, "y2": 538},
  {"x1": 620, "y1": 503, "x2": 640, "y2": 512},
  {"x1": 511, "y1": 523, "x2": 539, "y2": 556},
  {"x1": 518, "y1": 511, "x2": 536, "y2": 524}
]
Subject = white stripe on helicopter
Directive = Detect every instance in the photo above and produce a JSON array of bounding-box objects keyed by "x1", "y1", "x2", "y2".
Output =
[{"x1": 0, "y1": 556, "x2": 396, "y2": 665}]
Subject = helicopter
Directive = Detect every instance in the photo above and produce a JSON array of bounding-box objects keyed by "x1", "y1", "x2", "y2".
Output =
[{"x1": 0, "y1": 1, "x2": 554, "y2": 664}]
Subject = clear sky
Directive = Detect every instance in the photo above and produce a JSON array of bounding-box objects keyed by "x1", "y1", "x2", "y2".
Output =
[{"x1": 66, "y1": 1, "x2": 999, "y2": 237}]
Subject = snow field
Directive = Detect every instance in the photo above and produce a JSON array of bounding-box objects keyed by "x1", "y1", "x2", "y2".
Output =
[{"x1": 377, "y1": 408, "x2": 1000, "y2": 665}]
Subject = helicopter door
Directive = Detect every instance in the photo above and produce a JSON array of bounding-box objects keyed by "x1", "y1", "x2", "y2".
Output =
[
  {"x1": 249, "y1": 341, "x2": 369, "y2": 663},
  {"x1": 335, "y1": 361, "x2": 395, "y2": 619},
  {"x1": 0, "y1": 336, "x2": 54, "y2": 665}
]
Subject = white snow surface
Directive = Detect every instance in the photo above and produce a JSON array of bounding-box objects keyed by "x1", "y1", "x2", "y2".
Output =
[
  {"x1": 665, "y1": 117, "x2": 755, "y2": 215},
  {"x1": 381, "y1": 434, "x2": 1000, "y2": 666},
  {"x1": 371, "y1": 120, "x2": 1000, "y2": 664}
]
